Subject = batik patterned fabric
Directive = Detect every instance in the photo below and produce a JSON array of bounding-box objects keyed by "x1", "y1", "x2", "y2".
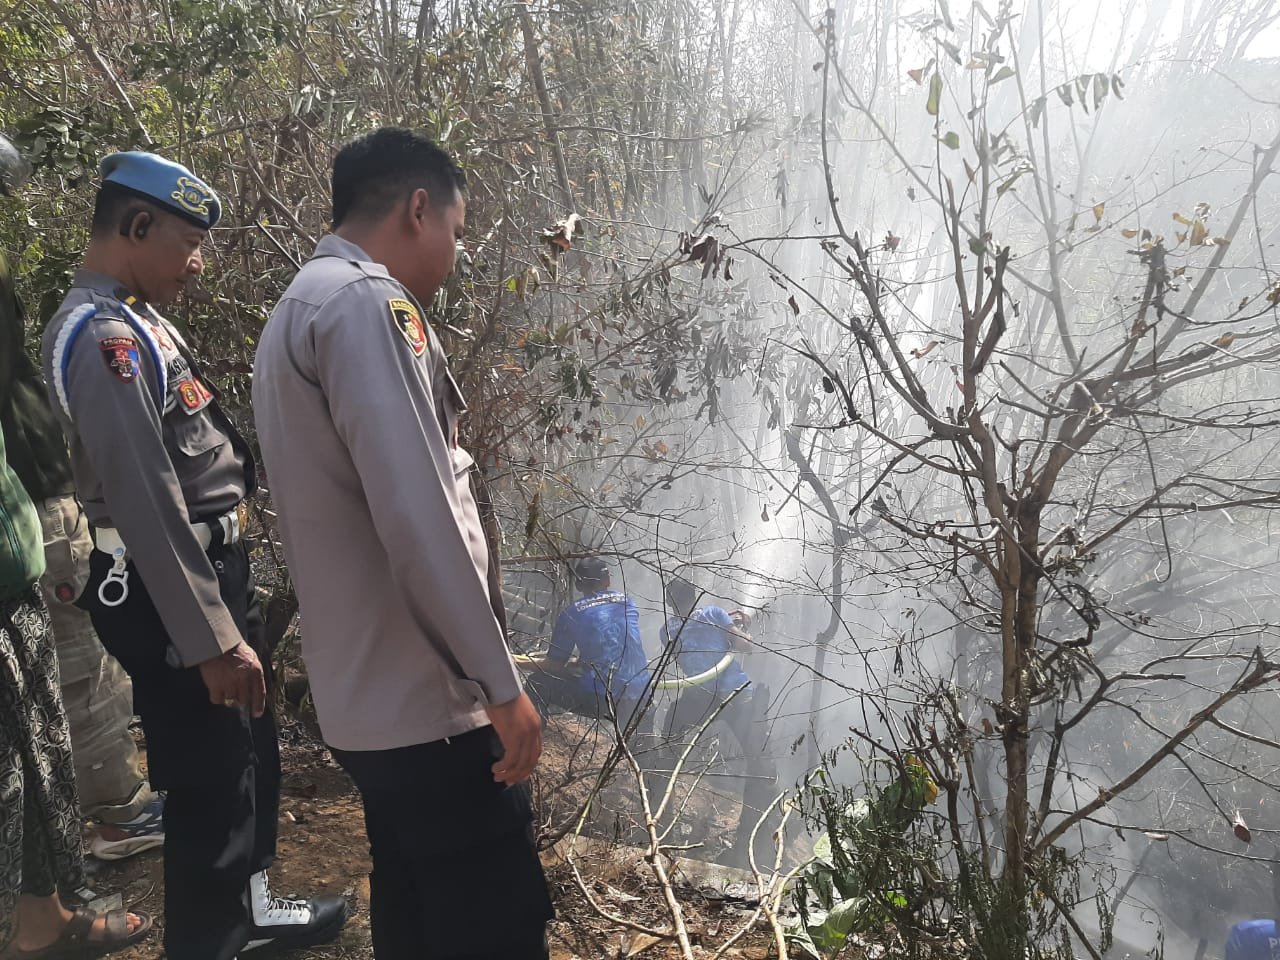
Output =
[{"x1": 0, "y1": 586, "x2": 85, "y2": 949}]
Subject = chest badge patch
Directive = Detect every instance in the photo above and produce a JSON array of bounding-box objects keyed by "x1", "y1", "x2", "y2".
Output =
[
  {"x1": 388, "y1": 298, "x2": 427, "y2": 357},
  {"x1": 99, "y1": 336, "x2": 141, "y2": 383}
]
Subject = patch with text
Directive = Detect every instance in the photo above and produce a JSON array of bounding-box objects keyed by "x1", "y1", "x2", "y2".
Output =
[
  {"x1": 388, "y1": 298, "x2": 427, "y2": 357},
  {"x1": 99, "y1": 336, "x2": 141, "y2": 383}
]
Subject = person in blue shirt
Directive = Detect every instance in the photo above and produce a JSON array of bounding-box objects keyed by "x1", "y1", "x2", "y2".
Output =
[
  {"x1": 531, "y1": 558, "x2": 651, "y2": 731},
  {"x1": 659, "y1": 576, "x2": 776, "y2": 864},
  {"x1": 659, "y1": 581, "x2": 751, "y2": 702},
  {"x1": 1227, "y1": 919, "x2": 1280, "y2": 960}
]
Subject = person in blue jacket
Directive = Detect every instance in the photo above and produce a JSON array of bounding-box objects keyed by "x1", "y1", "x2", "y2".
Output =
[
  {"x1": 533, "y1": 558, "x2": 651, "y2": 731},
  {"x1": 1227, "y1": 919, "x2": 1280, "y2": 960},
  {"x1": 659, "y1": 575, "x2": 776, "y2": 862}
]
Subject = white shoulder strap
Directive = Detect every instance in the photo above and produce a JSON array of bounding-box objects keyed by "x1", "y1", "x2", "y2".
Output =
[{"x1": 50, "y1": 301, "x2": 167, "y2": 421}]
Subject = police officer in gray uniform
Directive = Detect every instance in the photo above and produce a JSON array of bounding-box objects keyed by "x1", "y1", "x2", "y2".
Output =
[
  {"x1": 41, "y1": 152, "x2": 346, "y2": 960},
  {"x1": 253, "y1": 128, "x2": 553, "y2": 960}
]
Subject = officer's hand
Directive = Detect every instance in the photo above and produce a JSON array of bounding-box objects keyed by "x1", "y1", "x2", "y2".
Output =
[
  {"x1": 198, "y1": 642, "x2": 267, "y2": 718},
  {"x1": 485, "y1": 692, "x2": 543, "y2": 785}
]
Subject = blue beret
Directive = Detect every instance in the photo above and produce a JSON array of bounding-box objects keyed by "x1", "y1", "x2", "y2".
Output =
[{"x1": 99, "y1": 151, "x2": 221, "y2": 229}]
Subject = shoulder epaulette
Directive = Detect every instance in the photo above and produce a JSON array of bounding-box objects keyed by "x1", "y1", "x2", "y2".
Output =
[{"x1": 50, "y1": 299, "x2": 167, "y2": 420}]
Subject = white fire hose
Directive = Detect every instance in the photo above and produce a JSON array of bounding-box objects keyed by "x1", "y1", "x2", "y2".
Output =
[{"x1": 513, "y1": 651, "x2": 736, "y2": 691}]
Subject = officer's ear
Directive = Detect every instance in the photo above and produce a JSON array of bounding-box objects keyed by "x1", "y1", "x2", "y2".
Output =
[
  {"x1": 406, "y1": 188, "x2": 431, "y2": 232},
  {"x1": 119, "y1": 209, "x2": 153, "y2": 242}
]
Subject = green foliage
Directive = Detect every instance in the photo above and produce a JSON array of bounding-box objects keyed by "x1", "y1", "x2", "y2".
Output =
[{"x1": 789, "y1": 755, "x2": 940, "y2": 958}]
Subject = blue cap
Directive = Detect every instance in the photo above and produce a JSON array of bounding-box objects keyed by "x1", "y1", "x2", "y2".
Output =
[{"x1": 99, "y1": 151, "x2": 221, "y2": 229}]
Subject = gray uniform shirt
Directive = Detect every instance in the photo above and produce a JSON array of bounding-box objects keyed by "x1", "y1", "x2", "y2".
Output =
[
  {"x1": 253, "y1": 235, "x2": 521, "y2": 752},
  {"x1": 41, "y1": 269, "x2": 248, "y2": 665}
]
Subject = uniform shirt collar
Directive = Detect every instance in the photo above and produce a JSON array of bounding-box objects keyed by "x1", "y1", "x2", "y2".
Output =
[
  {"x1": 71, "y1": 268, "x2": 135, "y2": 302},
  {"x1": 312, "y1": 233, "x2": 391, "y2": 278}
]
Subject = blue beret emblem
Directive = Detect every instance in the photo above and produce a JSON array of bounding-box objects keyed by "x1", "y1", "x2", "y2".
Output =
[{"x1": 171, "y1": 176, "x2": 212, "y2": 217}]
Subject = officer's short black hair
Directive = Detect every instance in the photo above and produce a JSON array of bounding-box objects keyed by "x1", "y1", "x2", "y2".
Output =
[
  {"x1": 574, "y1": 558, "x2": 609, "y2": 584},
  {"x1": 90, "y1": 183, "x2": 165, "y2": 238},
  {"x1": 331, "y1": 127, "x2": 466, "y2": 228}
]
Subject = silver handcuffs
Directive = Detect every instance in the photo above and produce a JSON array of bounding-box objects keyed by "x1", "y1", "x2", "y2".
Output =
[{"x1": 97, "y1": 546, "x2": 130, "y2": 607}]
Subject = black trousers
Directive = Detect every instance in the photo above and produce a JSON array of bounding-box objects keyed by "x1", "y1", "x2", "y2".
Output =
[
  {"x1": 332, "y1": 727, "x2": 554, "y2": 960},
  {"x1": 81, "y1": 540, "x2": 280, "y2": 960},
  {"x1": 662, "y1": 685, "x2": 778, "y2": 855},
  {"x1": 525, "y1": 672, "x2": 653, "y2": 739}
]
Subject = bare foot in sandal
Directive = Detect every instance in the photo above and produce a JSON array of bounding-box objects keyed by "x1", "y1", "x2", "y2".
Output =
[{"x1": 11, "y1": 893, "x2": 151, "y2": 958}]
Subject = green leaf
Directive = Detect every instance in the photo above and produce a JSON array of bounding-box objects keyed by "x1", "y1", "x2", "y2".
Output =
[
  {"x1": 990, "y1": 65, "x2": 1015, "y2": 84},
  {"x1": 940, "y1": 131, "x2": 960, "y2": 150},
  {"x1": 927, "y1": 72, "x2": 943, "y2": 115},
  {"x1": 811, "y1": 898, "x2": 866, "y2": 950}
]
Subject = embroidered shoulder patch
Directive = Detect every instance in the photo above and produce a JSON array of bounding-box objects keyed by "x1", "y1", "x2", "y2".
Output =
[
  {"x1": 176, "y1": 376, "x2": 214, "y2": 413},
  {"x1": 99, "y1": 336, "x2": 141, "y2": 383},
  {"x1": 388, "y1": 298, "x2": 427, "y2": 357}
]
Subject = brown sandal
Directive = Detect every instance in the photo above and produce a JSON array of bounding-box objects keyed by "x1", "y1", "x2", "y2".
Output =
[{"x1": 7, "y1": 906, "x2": 153, "y2": 959}]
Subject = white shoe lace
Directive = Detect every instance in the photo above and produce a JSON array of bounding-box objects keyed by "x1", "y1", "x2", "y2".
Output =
[{"x1": 249, "y1": 871, "x2": 313, "y2": 927}]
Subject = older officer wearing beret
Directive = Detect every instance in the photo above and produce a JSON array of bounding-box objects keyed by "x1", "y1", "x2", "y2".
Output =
[{"x1": 41, "y1": 152, "x2": 347, "y2": 960}]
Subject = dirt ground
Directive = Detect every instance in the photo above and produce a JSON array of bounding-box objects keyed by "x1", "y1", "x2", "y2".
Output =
[{"x1": 83, "y1": 713, "x2": 797, "y2": 960}]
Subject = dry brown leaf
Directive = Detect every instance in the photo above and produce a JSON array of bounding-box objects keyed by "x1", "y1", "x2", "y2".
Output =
[
  {"x1": 1213, "y1": 333, "x2": 1235, "y2": 349},
  {"x1": 1092, "y1": 202, "x2": 1105, "y2": 221},
  {"x1": 911, "y1": 340, "x2": 940, "y2": 359},
  {"x1": 541, "y1": 213, "x2": 582, "y2": 253},
  {"x1": 1234, "y1": 812, "x2": 1252, "y2": 843},
  {"x1": 1173, "y1": 211, "x2": 1192, "y2": 225},
  {"x1": 622, "y1": 931, "x2": 664, "y2": 956},
  {"x1": 1121, "y1": 228, "x2": 1139, "y2": 239},
  {"x1": 1190, "y1": 220, "x2": 1208, "y2": 246}
]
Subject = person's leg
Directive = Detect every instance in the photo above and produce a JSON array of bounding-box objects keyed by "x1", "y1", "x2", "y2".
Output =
[
  {"x1": 0, "y1": 587, "x2": 143, "y2": 951},
  {"x1": 654, "y1": 688, "x2": 715, "y2": 808},
  {"x1": 83, "y1": 549, "x2": 257, "y2": 960},
  {"x1": 58, "y1": 646, "x2": 153, "y2": 824},
  {"x1": 6, "y1": 588, "x2": 85, "y2": 905},
  {"x1": 37, "y1": 495, "x2": 153, "y2": 826},
  {"x1": 0, "y1": 609, "x2": 25, "y2": 951},
  {"x1": 723, "y1": 688, "x2": 778, "y2": 859},
  {"x1": 333, "y1": 728, "x2": 553, "y2": 960},
  {"x1": 222, "y1": 542, "x2": 280, "y2": 877},
  {"x1": 333, "y1": 749, "x2": 431, "y2": 959}
]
